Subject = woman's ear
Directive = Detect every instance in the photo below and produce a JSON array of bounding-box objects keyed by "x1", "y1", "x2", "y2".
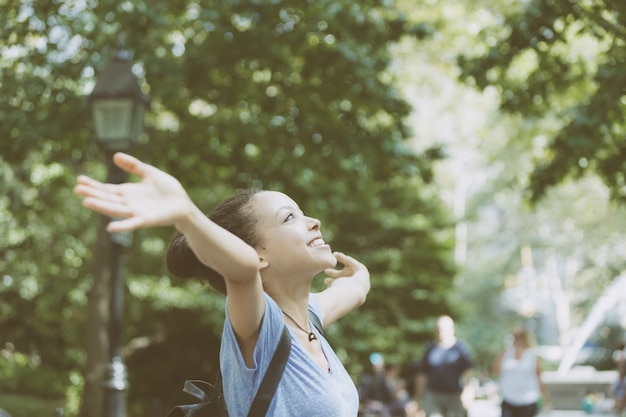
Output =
[{"x1": 259, "y1": 256, "x2": 269, "y2": 270}]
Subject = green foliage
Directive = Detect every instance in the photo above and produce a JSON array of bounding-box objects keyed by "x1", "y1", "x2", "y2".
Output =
[
  {"x1": 457, "y1": 0, "x2": 626, "y2": 203},
  {"x1": 390, "y1": 0, "x2": 626, "y2": 381},
  {"x1": 1, "y1": 0, "x2": 455, "y2": 415},
  {"x1": 0, "y1": 393, "x2": 63, "y2": 417}
]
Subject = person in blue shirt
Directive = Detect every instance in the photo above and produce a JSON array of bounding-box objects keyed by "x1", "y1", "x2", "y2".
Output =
[
  {"x1": 416, "y1": 315, "x2": 473, "y2": 417},
  {"x1": 75, "y1": 152, "x2": 371, "y2": 417}
]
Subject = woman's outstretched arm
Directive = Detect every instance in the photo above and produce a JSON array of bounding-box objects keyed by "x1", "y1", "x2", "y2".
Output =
[
  {"x1": 74, "y1": 153, "x2": 266, "y2": 359},
  {"x1": 74, "y1": 153, "x2": 259, "y2": 280}
]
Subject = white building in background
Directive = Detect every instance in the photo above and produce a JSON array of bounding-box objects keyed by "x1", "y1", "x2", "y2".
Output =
[
  {"x1": 499, "y1": 245, "x2": 626, "y2": 371},
  {"x1": 500, "y1": 246, "x2": 561, "y2": 346}
]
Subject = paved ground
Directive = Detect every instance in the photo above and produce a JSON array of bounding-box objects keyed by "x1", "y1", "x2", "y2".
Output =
[{"x1": 467, "y1": 399, "x2": 614, "y2": 417}]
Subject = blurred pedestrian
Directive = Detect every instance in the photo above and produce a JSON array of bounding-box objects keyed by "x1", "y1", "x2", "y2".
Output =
[
  {"x1": 359, "y1": 353, "x2": 396, "y2": 417},
  {"x1": 359, "y1": 353, "x2": 423, "y2": 417},
  {"x1": 386, "y1": 362, "x2": 425, "y2": 417},
  {"x1": 492, "y1": 325, "x2": 550, "y2": 417},
  {"x1": 612, "y1": 340, "x2": 626, "y2": 416},
  {"x1": 416, "y1": 315, "x2": 473, "y2": 417}
]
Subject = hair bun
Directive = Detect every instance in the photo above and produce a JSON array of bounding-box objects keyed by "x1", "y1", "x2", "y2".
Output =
[
  {"x1": 165, "y1": 232, "x2": 202, "y2": 279},
  {"x1": 165, "y1": 231, "x2": 227, "y2": 294}
]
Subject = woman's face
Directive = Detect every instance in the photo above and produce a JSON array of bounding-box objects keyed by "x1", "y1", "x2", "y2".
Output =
[
  {"x1": 252, "y1": 191, "x2": 337, "y2": 276},
  {"x1": 512, "y1": 329, "x2": 528, "y2": 347}
]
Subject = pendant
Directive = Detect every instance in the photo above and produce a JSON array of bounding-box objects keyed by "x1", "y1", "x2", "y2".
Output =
[{"x1": 308, "y1": 332, "x2": 317, "y2": 342}]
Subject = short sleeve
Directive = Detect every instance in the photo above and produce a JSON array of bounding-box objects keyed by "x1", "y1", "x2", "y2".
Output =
[{"x1": 307, "y1": 293, "x2": 323, "y2": 329}]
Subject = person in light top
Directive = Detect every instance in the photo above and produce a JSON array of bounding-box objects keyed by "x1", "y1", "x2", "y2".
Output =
[{"x1": 492, "y1": 325, "x2": 550, "y2": 417}]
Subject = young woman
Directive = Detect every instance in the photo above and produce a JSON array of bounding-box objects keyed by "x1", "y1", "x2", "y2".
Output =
[
  {"x1": 492, "y1": 326, "x2": 550, "y2": 417},
  {"x1": 74, "y1": 152, "x2": 371, "y2": 417}
]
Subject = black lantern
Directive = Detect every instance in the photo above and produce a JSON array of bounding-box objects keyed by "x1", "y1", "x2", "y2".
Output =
[{"x1": 88, "y1": 51, "x2": 149, "y2": 150}]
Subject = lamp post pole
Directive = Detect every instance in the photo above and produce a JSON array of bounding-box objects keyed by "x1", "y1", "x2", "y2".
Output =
[
  {"x1": 88, "y1": 41, "x2": 149, "y2": 417},
  {"x1": 101, "y1": 155, "x2": 132, "y2": 417}
]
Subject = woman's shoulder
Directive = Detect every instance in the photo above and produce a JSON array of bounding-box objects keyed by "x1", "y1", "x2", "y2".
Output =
[{"x1": 520, "y1": 346, "x2": 538, "y2": 362}]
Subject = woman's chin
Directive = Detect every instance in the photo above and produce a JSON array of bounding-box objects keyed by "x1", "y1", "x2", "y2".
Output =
[{"x1": 326, "y1": 252, "x2": 338, "y2": 268}]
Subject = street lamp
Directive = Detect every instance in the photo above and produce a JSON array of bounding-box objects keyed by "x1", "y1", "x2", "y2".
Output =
[
  {"x1": 87, "y1": 46, "x2": 149, "y2": 417},
  {"x1": 89, "y1": 48, "x2": 150, "y2": 152}
]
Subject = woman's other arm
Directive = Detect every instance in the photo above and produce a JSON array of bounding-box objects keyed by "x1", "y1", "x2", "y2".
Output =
[
  {"x1": 491, "y1": 351, "x2": 504, "y2": 377},
  {"x1": 316, "y1": 252, "x2": 370, "y2": 327},
  {"x1": 536, "y1": 355, "x2": 551, "y2": 411}
]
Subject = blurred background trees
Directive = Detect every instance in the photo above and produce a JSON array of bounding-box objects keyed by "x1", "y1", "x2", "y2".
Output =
[
  {"x1": 1, "y1": 0, "x2": 626, "y2": 416},
  {"x1": 403, "y1": 0, "x2": 626, "y2": 373},
  {"x1": 458, "y1": 0, "x2": 626, "y2": 204},
  {"x1": 2, "y1": 1, "x2": 452, "y2": 416}
]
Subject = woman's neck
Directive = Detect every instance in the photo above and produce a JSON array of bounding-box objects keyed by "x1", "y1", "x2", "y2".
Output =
[
  {"x1": 439, "y1": 337, "x2": 457, "y2": 348},
  {"x1": 265, "y1": 285, "x2": 311, "y2": 321}
]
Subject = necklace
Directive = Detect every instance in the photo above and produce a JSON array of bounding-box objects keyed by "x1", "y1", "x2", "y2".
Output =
[{"x1": 282, "y1": 311, "x2": 317, "y2": 342}]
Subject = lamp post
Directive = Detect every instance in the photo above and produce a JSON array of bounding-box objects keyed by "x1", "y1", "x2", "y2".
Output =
[{"x1": 87, "y1": 46, "x2": 149, "y2": 417}]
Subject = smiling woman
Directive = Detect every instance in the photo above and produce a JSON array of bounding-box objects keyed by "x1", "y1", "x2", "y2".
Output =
[{"x1": 74, "y1": 152, "x2": 371, "y2": 417}]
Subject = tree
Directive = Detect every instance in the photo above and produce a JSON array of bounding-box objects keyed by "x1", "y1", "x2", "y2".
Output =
[
  {"x1": 393, "y1": 0, "x2": 626, "y2": 376},
  {"x1": 457, "y1": 0, "x2": 626, "y2": 203},
  {"x1": 0, "y1": 1, "x2": 454, "y2": 416}
]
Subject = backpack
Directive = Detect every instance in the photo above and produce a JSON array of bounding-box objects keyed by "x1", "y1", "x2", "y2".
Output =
[{"x1": 166, "y1": 311, "x2": 323, "y2": 417}]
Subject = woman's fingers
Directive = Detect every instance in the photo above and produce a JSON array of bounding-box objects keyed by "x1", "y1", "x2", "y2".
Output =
[
  {"x1": 106, "y1": 216, "x2": 145, "y2": 232},
  {"x1": 80, "y1": 192, "x2": 146, "y2": 232},
  {"x1": 75, "y1": 154, "x2": 192, "y2": 231},
  {"x1": 82, "y1": 195, "x2": 133, "y2": 218},
  {"x1": 325, "y1": 252, "x2": 360, "y2": 278},
  {"x1": 113, "y1": 152, "x2": 154, "y2": 179},
  {"x1": 74, "y1": 183, "x2": 125, "y2": 204},
  {"x1": 325, "y1": 268, "x2": 341, "y2": 278},
  {"x1": 74, "y1": 175, "x2": 105, "y2": 195},
  {"x1": 76, "y1": 174, "x2": 97, "y2": 186},
  {"x1": 333, "y1": 251, "x2": 355, "y2": 265}
]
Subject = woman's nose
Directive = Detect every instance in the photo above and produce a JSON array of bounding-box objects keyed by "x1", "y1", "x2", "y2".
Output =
[{"x1": 308, "y1": 216, "x2": 321, "y2": 230}]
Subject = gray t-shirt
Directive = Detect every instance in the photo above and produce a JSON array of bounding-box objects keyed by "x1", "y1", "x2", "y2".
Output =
[{"x1": 220, "y1": 293, "x2": 359, "y2": 417}]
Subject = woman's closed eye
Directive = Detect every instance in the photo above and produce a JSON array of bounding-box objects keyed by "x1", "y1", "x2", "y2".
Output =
[{"x1": 283, "y1": 209, "x2": 306, "y2": 223}]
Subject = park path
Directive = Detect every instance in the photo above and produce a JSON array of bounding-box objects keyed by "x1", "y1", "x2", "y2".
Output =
[{"x1": 467, "y1": 399, "x2": 613, "y2": 417}]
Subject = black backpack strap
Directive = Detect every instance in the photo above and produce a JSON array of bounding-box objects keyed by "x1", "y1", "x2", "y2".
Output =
[{"x1": 247, "y1": 325, "x2": 292, "y2": 417}]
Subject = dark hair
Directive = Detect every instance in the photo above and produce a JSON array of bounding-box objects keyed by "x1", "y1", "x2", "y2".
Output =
[{"x1": 165, "y1": 188, "x2": 263, "y2": 294}]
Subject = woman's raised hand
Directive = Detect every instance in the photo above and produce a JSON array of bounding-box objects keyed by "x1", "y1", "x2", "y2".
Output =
[
  {"x1": 324, "y1": 252, "x2": 370, "y2": 293},
  {"x1": 74, "y1": 153, "x2": 192, "y2": 232},
  {"x1": 317, "y1": 251, "x2": 371, "y2": 326}
]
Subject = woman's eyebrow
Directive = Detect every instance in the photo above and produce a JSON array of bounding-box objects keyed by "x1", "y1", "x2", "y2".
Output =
[
  {"x1": 275, "y1": 205, "x2": 294, "y2": 219},
  {"x1": 274, "y1": 205, "x2": 301, "y2": 220}
]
